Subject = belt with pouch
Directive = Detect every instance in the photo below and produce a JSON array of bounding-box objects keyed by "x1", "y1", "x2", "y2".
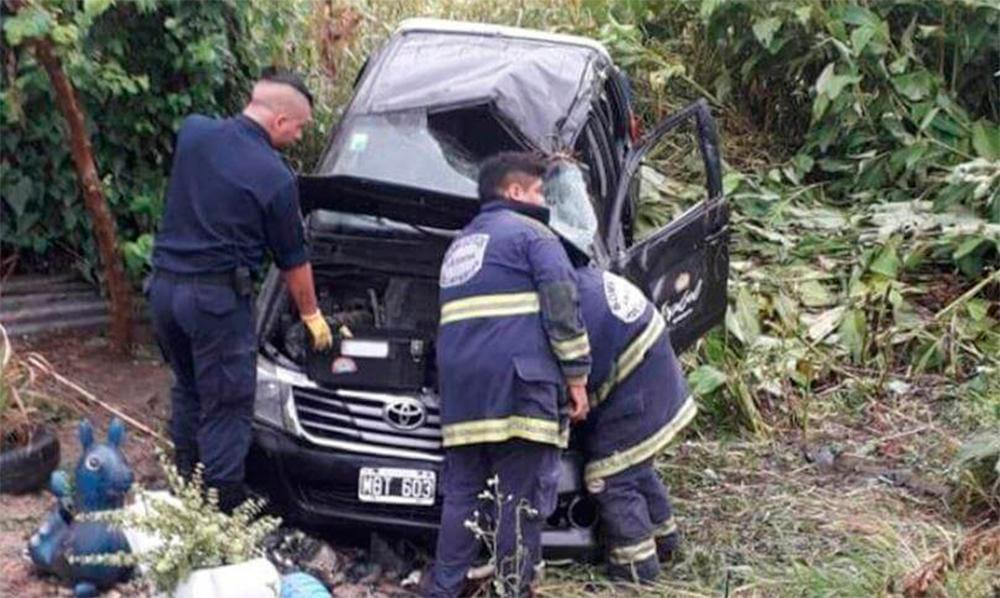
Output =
[{"x1": 153, "y1": 267, "x2": 254, "y2": 297}]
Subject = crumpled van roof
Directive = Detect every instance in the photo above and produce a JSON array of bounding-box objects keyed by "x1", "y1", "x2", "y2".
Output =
[{"x1": 345, "y1": 18, "x2": 614, "y2": 152}]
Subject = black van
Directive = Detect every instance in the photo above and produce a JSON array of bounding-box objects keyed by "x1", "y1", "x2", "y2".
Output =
[{"x1": 247, "y1": 18, "x2": 728, "y2": 557}]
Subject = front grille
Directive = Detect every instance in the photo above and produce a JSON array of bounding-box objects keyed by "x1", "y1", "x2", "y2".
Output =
[
  {"x1": 292, "y1": 386, "x2": 443, "y2": 460},
  {"x1": 299, "y1": 485, "x2": 442, "y2": 523}
]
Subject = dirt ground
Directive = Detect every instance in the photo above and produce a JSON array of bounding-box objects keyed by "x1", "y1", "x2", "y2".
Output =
[
  {"x1": 0, "y1": 329, "x2": 171, "y2": 597},
  {"x1": 0, "y1": 329, "x2": 429, "y2": 598}
]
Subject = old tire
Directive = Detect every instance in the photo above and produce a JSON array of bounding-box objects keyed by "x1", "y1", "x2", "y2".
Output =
[{"x1": 0, "y1": 424, "x2": 60, "y2": 494}]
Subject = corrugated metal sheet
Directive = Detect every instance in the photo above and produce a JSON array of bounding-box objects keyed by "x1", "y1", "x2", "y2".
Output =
[{"x1": 0, "y1": 274, "x2": 110, "y2": 336}]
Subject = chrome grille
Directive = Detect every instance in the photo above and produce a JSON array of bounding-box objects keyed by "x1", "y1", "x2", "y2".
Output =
[{"x1": 292, "y1": 386, "x2": 443, "y2": 460}]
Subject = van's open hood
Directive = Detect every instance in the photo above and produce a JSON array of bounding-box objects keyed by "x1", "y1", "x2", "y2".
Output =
[{"x1": 298, "y1": 174, "x2": 478, "y2": 230}]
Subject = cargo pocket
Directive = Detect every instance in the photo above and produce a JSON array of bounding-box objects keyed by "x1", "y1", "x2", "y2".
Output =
[
  {"x1": 194, "y1": 284, "x2": 237, "y2": 316},
  {"x1": 512, "y1": 356, "x2": 562, "y2": 418},
  {"x1": 203, "y1": 344, "x2": 256, "y2": 407},
  {"x1": 601, "y1": 389, "x2": 645, "y2": 425}
]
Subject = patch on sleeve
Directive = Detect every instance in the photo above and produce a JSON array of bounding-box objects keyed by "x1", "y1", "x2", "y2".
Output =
[
  {"x1": 440, "y1": 234, "x2": 490, "y2": 288},
  {"x1": 602, "y1": 271, "x2": 648, "y2": 323}
]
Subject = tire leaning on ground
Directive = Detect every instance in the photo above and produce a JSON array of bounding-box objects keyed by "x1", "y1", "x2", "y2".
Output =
[{"x1": 0, "y1": 424, "x2": 61, "y2": 494}]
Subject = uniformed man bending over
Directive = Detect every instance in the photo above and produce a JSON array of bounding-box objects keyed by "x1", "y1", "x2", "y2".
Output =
[
  {"x1": 149, "y1": 69, "x2": 334, "y2": 512},
  {"x1": 575, "y1": 266, "x2": 695, "y2": 582},
  {"x1": 544, "y1": 159, "x2": 696, "y2": 583},
  {"x1": 427, "y1": 152, "x2": 592, "y2": 597}
]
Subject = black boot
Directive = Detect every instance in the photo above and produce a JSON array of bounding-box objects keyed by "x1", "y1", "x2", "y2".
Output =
[
  {"x1": 655, "y1": 531, "x2": 681, "y2": 563},
  {"x1": 607, "y1": 554, "x2": 660, "y2": 584},
  {"x1": 215, "y1": 482, "x2": 247, "y2": 514},
  {"x1": 173, "y1": 450, "x2": 198, "y2": 483}
]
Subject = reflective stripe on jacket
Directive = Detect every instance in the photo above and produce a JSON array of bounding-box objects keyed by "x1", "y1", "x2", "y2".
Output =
[
  {"x1": 436, "y1": 200, "x2": 591, "y2": 448},
  {"x1": 575, "y1": 266, "x2": 695, "y2": 482}
]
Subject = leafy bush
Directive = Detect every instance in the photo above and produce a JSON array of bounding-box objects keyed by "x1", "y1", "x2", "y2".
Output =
[
  {"x1": 0, "y1": 0, "x2": 588, "y2": 279},
  {"x1": 603, "y1": 0, "x2": 1000, "y2": 217},
  {"x1": 1, "y1": 0, "x2": 258, "y2": 279},
  {"x1": 575, "y1": 1, "x2": 1000, "y2": 433},
  {"x1": 710, "y1": 1, "x2": 997, "y2": 216},
  {"x1": 74, "y1": 454, "x2": 281, "y2": 595}
]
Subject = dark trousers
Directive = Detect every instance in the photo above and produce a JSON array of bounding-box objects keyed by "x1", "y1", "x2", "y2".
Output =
[
  {"x1": 149, "y1": 276, "x2": 256, "y2": 509},
  {"x1": 591, "y1": 459, "x2": 673, "y2": 581},
  {"x1": 426, "y1": 440, "x2": 561, "y2": 598}
]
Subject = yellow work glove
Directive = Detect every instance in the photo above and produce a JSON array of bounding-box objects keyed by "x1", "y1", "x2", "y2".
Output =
[{"x1": 301, "y1": 311, "x2": 333, "y2": 351}]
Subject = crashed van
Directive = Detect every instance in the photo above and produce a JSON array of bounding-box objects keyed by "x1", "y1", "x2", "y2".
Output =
[{"x1": 247, "y1": 19, "x2": 728, "y2": 557}]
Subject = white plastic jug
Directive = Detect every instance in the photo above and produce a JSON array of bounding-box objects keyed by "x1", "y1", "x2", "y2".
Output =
[{"x1": 173, "y1": 558, "x2": 280, "y2": 598}]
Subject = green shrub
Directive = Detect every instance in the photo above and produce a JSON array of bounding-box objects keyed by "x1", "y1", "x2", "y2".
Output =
[
  {"x1": 1, "y1": 0, "x2": 260, "y2": 280},
  {"x1": 74, "y1": 454, "x2": 281, "y2": 595}
]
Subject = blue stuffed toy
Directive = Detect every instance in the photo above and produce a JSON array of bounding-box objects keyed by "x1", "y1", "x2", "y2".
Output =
[{"x1": 28, "y1": 418, "x2": 135, "y2": 597}]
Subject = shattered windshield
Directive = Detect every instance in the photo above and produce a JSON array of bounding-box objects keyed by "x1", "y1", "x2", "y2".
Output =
[
  {"x1": 543, "y1": 160, "x2": 599, "y2": 258},
  {"x1": 317, "y1": 108, "x2": 520, "y2": 199}
]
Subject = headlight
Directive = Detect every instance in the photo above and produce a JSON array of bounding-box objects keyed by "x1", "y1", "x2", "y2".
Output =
[{"x1": 255, "y1": 360, "x2": 292, "y2": 430}]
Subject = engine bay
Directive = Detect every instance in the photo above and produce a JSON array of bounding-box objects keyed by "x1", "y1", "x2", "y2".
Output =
[
  {"x1": 270, "y1": 266, "x2": 440, "y2": 388},
  {"x1": 274, "y1": 268, "x2": 439, "y2": 359}
]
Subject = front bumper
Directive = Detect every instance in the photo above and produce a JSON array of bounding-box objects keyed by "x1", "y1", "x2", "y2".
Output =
[{"x1": 246, "y1": 422, "x2": 598, "y2": 560}]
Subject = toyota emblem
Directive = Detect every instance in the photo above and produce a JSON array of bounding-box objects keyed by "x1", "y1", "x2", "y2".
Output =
[{"x1": 383, "y1": 398, "x2": 426, "y2": 431}]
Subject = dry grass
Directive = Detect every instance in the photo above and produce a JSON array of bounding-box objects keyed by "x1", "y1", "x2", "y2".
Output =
[
  {"x1": 0, "y1": 325, "x2": 116, "y2": 444},
  {"x1": 537, "y1": 383, "x2": 999, "y2": 598}
]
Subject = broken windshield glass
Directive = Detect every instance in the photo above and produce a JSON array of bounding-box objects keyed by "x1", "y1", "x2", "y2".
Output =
[
  {"x1": 544, "y1": 160, "x2": 599, "y2": 259},
  {"x1": 317, "y1": 106, "x2": 524, "y2": 200},
  {"x1": 318, "y1": 111, "x2": 479, "y2": 198}
]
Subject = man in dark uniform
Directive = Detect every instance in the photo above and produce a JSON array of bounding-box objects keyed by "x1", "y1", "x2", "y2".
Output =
[
  {"x1": 427, "y1": 152, "x2": 592, "y2": 597},
  {"x1": 575, "y1": 266, "x2": 695, "y2": 582},
  {"x1": 149, "y1": 69, "x2": 334, "y2": 512},
  {"x1": 544, "y1": 159, "x2": 696, "y2": 583}
]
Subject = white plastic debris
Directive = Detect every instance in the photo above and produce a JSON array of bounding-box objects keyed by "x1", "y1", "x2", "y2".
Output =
[
  {"x1": 121, "y1": 491, "x2": 280, "y2": 598},
  {"x1": 173, "y1": 557, "x2": 280, "y2": 598}
]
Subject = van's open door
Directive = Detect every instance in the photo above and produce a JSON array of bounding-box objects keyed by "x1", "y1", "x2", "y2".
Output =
[{"x1": 607, "y1": 99, "x2": 729, "y2": 353}]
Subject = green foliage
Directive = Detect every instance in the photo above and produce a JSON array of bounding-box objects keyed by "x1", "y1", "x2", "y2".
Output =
[
  {"x1": 1, "y1": 0, "x2": 258, "y2": 279},
  {"x1": 698, "y1": 0, "x2": 999, "y2": 218},
  {"x1": 73, "y1": 453, "x2": 281, "y2": 594},
  {"x1": 588, "y1": 0, "x2": 999, "y2": 434},
  {"x1": 952, "y1": 429, "x2": 1000, "y2": 518},
  {"x1": 1, "y1": 0, "x2": 591, "y2": 277},
  {"x1": 687, "y1": 363, "x2": 728, "y2": 397}
]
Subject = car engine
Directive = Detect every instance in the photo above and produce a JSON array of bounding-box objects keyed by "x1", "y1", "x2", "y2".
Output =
[{"x1": 275, "y1": 271, "x2": 440, "y2": 383}]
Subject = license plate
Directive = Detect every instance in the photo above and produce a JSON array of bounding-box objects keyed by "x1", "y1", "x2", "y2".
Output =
[{"x1": 358, "y1": 467, "x2": 436, "y2": 505}]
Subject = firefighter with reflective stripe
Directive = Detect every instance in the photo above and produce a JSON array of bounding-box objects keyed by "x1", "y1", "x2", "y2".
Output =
[
  {"x1": 577, "y1": 266, "x2": 695, "y2": 582},
  {"x1": 427, "y1": 152, "x2": 591, "y2": 598},
  {"x1": 543, "y1": 159, "x2": 696, "y2": 583}
]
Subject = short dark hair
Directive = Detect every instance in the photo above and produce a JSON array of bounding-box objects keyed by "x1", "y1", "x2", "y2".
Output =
[
  {"x1": 260, "y1": 67, "x2": 313, "y2": 107},
  {"x1": 477, "y1": 152, "x2": 547, "y2": 200}
]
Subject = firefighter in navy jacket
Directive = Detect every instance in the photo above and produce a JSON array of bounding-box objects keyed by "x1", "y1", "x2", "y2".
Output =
[
  {"x1": 427, "y1": 152, "x2": 591, "y2": 597},
  {"x1": 543, "y1": 159, "x2": 696, "y2": 583},
  {"x1": 577, "y1": 266, "x2": 696, "y2": 582}
]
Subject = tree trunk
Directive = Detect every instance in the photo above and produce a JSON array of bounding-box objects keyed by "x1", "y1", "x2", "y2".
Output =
[{"x1": 30, "y1": 39, "x2": 133, "y2": 354}]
